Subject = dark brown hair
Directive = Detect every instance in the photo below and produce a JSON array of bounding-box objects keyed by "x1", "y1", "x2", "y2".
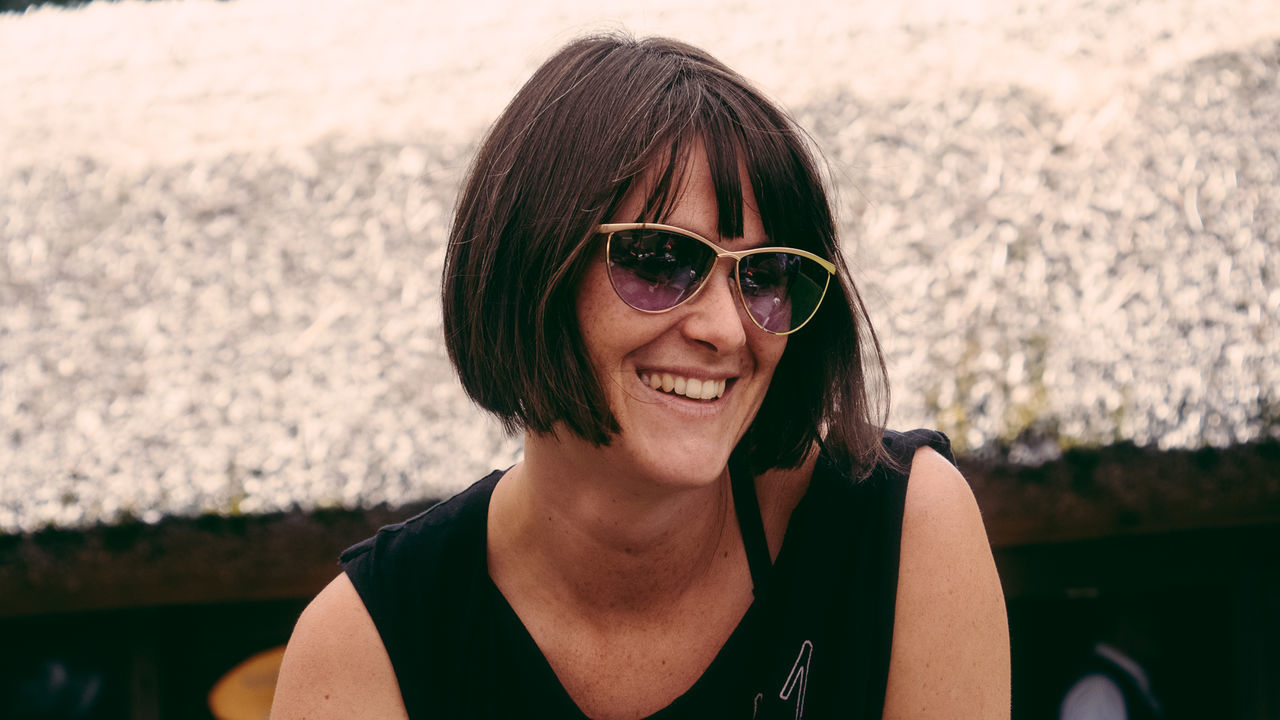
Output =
[{"x1": 443, "y1": 34, "x2": 888, "y2": 476}]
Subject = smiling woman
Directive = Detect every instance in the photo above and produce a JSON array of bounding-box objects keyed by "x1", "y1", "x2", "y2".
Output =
[{"x1": 271, "y1": 34, "x2": 1009, "y2": 720}]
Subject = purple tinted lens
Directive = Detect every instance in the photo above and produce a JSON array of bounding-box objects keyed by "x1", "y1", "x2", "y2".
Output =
[
  {"x1": 739, "y1": 252, "x2": 827, "y2": 333},
  {"x1": 607, "y1": 229, "x2": 714, "y2": 311},
  {"x1": 744, "y1": 289, "x2": 793, "y2": 333}
]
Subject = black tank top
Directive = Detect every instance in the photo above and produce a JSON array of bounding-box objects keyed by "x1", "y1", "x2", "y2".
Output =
[{"x1": 341, "y1": 429, "x2": 953, "y2": 719}]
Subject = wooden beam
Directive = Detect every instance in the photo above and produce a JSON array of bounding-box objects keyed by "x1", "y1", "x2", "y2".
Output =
[
  {"x1": 963, "y1": 440, "x2": 1280, "y2": 548},
  {"x1": 2, "y1": 440, "x2": 1277, "y2": 617},
  {"x1": 0, "y1": 503, "x2": 434, "y2": 617}
]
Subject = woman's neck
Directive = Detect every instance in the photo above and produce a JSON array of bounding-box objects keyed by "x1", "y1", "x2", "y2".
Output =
[{"x1": 487, "y1": 432, "x2": 742, "y2": 624}]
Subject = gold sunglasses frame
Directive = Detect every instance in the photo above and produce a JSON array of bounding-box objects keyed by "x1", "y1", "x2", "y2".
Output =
[{"x1": 597, "y1": 222, "x2": 836, "y2": 336}]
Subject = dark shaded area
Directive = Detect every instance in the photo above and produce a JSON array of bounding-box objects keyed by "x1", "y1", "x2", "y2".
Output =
[
  {"x1": 0, "y1": 599, "x2": 305, "y2": 720},
  {"x1": 1011, "y1": 587, "x2": 1229, "y2": 719},
  {"x1": 1001, "y1": 525, "x2": 1280, "y2": 719}
]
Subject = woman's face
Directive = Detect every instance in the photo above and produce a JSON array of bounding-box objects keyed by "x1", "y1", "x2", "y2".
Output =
[{"x1": 574, "y1": 145, "x2": 788, "y2": 487}]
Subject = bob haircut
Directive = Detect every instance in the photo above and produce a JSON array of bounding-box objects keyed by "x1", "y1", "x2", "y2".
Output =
[{"x1": 443, "y1": 34, "x2": 888, "y2": 476}]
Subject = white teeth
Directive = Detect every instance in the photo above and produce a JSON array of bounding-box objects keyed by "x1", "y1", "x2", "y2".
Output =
[{"x1": 639, "y1": 373, "x2": 727, "y2": 401}]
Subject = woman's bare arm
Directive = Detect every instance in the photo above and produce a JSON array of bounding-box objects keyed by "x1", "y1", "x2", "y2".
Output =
[
  {"x1": 882, "y1": 447, "x2": 1011, "y2": 719},
  {"x1": 270, "y1": 573, "x2": 409, "y2": 720}
]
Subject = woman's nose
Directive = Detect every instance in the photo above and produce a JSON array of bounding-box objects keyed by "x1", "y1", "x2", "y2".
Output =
[{"x1": 679, "y1": 259, "x2": 749, "y2": 352}]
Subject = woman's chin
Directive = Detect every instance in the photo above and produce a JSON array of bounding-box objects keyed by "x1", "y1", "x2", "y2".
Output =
[{"x1": 619, "y1": 446, "x2": 733, "y2": 492}]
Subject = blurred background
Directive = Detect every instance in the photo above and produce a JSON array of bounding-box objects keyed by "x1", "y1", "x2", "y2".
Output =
[{"x1": 1, "y1": 0, "x2": 1278, "y2": 717}]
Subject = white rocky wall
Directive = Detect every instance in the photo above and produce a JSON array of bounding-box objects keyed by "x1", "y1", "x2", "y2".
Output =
[{"x1": 2, "y1": 0, "x2": 1278, "y2": 530}]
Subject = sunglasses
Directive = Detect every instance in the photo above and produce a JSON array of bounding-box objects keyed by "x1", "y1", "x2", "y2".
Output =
[{"x1": 597, "y1": 223, "x2": 836, "y2": 335}]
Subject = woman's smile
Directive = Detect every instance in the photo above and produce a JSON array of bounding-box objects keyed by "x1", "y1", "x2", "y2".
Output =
[{"x1": 638, "y1": 370, "x2": 730, "y2": 401}]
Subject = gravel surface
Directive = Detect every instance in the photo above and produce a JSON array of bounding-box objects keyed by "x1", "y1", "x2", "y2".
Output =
[{"x1": 2, "y1": 0, "x2": 1278, "y2": 531}]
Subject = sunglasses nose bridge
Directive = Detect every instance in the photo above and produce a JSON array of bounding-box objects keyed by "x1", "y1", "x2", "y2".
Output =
[
  {"x1": 706, "y1": 245, "x2": 747, "y2": 278},
  {"x1": 700, "y1": 251, "x2": 746, "y2": 297}
]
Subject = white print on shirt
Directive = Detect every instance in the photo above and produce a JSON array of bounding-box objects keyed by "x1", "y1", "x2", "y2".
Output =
[
  {"x1": 751, "y1": 640, "x2": 813, "y2": 719},
  {"x1": 779, "y1": 640, "x2": 813, "y2": 719}
]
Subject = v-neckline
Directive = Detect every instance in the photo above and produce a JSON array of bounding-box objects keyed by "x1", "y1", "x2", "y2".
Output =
[
  {"x1": 483, "y1": 570, "x2": 761, "y2": 719},
  {"x1": 475, "y1": 470, "x2": 776, "y2": 719}
]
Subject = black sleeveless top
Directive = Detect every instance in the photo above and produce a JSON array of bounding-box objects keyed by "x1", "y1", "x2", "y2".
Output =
[{"x1": 341, "y1": 429, "x2": 953, "y2": 719}]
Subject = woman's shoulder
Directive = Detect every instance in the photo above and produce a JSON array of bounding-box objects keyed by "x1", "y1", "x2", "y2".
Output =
[
  {"x1": 882, "y1": 437, "x2": 1011, "y2": 719},
  {"x1": 270, "y1": 574, "x2": 408, "y2": 720}
]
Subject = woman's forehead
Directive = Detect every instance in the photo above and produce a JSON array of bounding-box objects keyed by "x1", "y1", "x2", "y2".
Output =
[{"x1": 615, "y1": 139, "x2": 763, "y2": 241}]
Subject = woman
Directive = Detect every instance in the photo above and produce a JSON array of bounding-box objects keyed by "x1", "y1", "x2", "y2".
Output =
[{"x1": 272, "y1": 34, "x2": 1009, "y2": 719}]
